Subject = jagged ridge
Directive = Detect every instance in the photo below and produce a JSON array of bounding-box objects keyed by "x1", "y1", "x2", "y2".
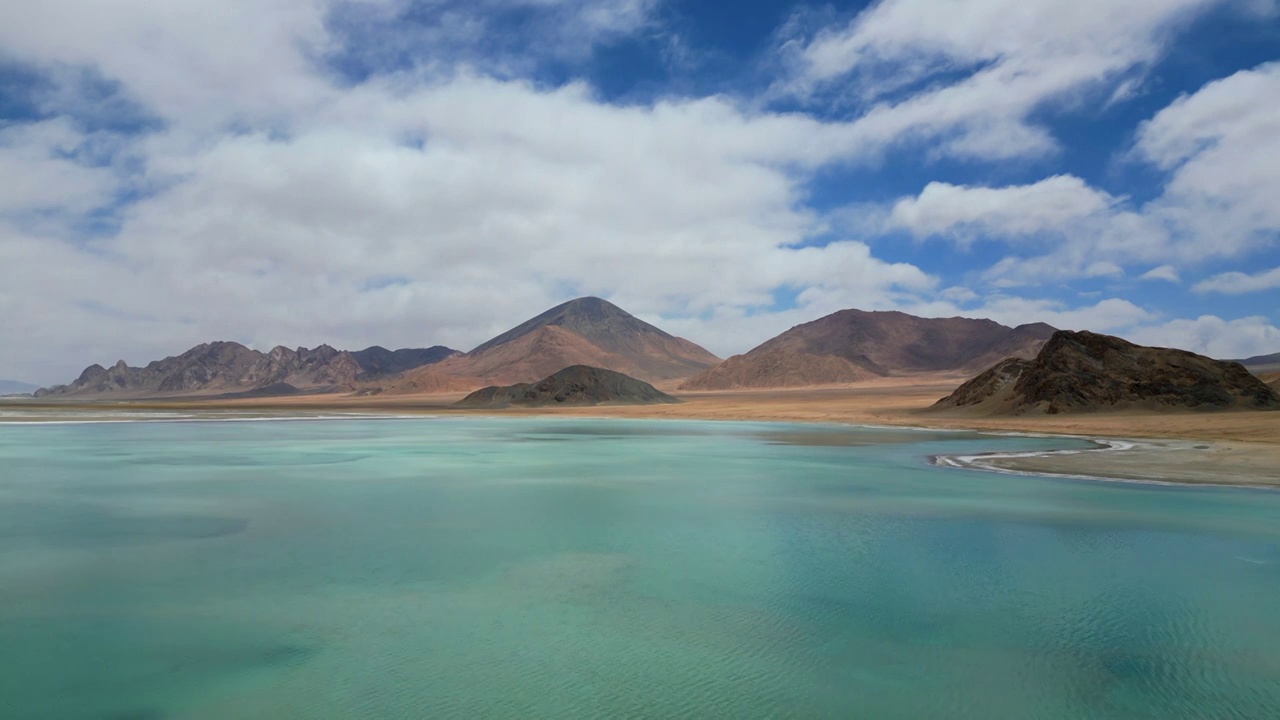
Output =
[{"x1": 36, "y1": 342, "x2": 459, "y2": 398}]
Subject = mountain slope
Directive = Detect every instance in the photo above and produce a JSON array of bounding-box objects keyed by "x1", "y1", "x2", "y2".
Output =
[
  {"x1": 389, "y1": 297, "x2": 720, "y2": 391},
  {"x1": 455, "y1": 365, "x2": 680, "y2": 408},
  {"x1": 682, "y1": 310, "x2": 1055, "y2": 390},
  {"x1": 934, "y1": 330, "x2": 1280, "y2": 415}
]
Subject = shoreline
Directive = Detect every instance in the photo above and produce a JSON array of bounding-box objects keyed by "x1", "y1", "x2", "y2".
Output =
[
  {"x1": 927, "y1": 437, "x2": 1279, "y2": 491},
  {"x1": 3, "y1": 383, "x2": 1279, "y2": 488}
]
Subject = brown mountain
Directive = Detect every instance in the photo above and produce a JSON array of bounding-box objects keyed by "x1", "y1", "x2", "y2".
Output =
[
  {"x1": 933, "y1": 330, "x2": 1280, "y2": 415},
  {"x1": 681, "y1": 310, "x2": 1055, "y2": 390},
  {"x1": 36, "y1": 342, "x2": 459, "y2": 398},
  {"x1": 455, "y1": 365, "x2": 679, "y2": 408},
  {"x1": 386, "y1": 297, "x2": 719, "y2": 392}
]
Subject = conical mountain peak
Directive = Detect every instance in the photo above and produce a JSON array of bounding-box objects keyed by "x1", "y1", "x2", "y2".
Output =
[{"x1": 469, "y1": 296, "x2": 673, "y2": 356}]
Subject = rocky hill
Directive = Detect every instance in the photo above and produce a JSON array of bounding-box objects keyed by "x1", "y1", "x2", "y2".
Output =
[
  {"x1": 36, "y1": 342, "x2": 458, "y2": 398},
  {"x1": 934, "y1": 330, "x2": 1280, "y2": 415},
  {"x1": 455, "y1": 365, "x2": 680, "y2": 408},
  {"x1": 681, "y1": 310, "x2": 1054, "y2": 390},
  {"x1": 387, "y1": 297, "x2": 719, "y2": 392}
]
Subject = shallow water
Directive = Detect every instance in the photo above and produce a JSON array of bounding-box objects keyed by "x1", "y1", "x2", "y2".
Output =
[{"x1": 1, "y1": 417, "x2": 1278, "y2": 719}]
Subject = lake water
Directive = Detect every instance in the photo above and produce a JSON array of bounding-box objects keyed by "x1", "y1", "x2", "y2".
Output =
[{"x1": 1, "y1": 417, "x2": 1278, "y2": 719}]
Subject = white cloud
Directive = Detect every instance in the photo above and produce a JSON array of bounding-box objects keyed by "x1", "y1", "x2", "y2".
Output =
[
  {"x1": 1193, "y1": 266, "x2": 1280, "y2": 294},
  {"x1": 965, "y1": 297, "x2": 1154, "y2": 333},
  {"x1": 889, "y1": 175, "x2": 1119, "y2": 241},
  {"x1": 1136, "y1": 62, "x2": 1280, "y2": 258},
  {"x1": 0, "y1": 67, "x2": 939, "y2": 383},
  {"x1": 0, "y1": 0, "x2": 1276, "y2": 388},
  {"x1": 885, "y1": 175, "x2": 1168, "y2": 283},
  {"x1": 1127, "y1": 315, "x2": 1280, "y2": 359},
  {"x1": 782, "y1": 0, "x2": 1215, "y2": 160},
  {"x1": 883, "y1": 63, "x2": 1280, "y2": 285},
  {"x1": 0, "y1": 120, "x2": 122, "y2": 217},
  {"x1": 1141, "y1": 265, "x2": 1181, "y2": 282}
]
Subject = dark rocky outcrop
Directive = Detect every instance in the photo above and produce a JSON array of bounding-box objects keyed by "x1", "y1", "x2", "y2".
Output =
[
  {"x1": 681, "y1": 310, "x2": 1055, "y2": 390},
  {"x1": 934, "y1": 330, "x2": 1280, "y2": 415},
  {"x1": 455, "y1": 365, "x2": 680, "y2": 408}
]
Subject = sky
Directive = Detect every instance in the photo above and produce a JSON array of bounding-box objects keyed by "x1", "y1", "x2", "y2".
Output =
[{"x1": 1, "y1": 0, "x2": 1279, "y2": 385}]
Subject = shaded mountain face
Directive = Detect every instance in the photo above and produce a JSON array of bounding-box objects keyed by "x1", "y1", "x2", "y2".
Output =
[
  {"x1": 934, "y1": 330, "x2": 1280, "y2": 415},
  {"x1": 389, "y1": 297, "x2": 720, "y2": 390},
  {"x1": 352, "y1": 346, "x2": 460, "y2": 378},
  {"x1": 36, "y1": 342, "x2": 458, "y2": 398},
  {"x1": 455, "y1": 365, "x2": 680, "y2": 408},
  {"x1": 681, "y1": 310, "x2": 1055, "y2": 390},
  {"x1": 0, "y1": 379, "x2": 39, "y2": 395}
]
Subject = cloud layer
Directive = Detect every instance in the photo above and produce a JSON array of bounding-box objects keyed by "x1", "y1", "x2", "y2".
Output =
[{"x1": 0, "y1": 0, "x2": 1275, "y2": 384}]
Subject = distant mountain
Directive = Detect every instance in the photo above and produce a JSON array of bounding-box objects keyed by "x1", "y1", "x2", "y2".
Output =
[
  {"x1": 681, "y1": 310, "x2": 1055, "y2": 390},
  {"x1": 35, "y1": 342, "x2": 458, "y2": 399},
  {"x1": 455, "y1": 365, "x2": 679, "y2": 408},
  {"x1": 387, "y1": 297, "x2": 719, "y2": 392},
  {"x1": 934, "y1": 330, "x2": 1280, "y2": 415},
  {"x1": 1233, "y1": 351, "x2": 1280, "y2": 374},
  {"x1": 352, "y1": 346, "x2": 460, "y2": 378},
  {"x1": 0, "y1": 379, "x2": 38, "y2": 396}
]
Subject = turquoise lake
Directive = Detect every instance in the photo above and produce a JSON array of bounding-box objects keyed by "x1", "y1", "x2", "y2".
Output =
[{"x1": 1, "y1": 416, "x2": 1278, "y2": 719}]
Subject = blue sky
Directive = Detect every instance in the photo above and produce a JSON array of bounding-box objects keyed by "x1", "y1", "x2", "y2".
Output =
[{"x1": 1, "y1": 0, "x2": 1278, "y2": 384}]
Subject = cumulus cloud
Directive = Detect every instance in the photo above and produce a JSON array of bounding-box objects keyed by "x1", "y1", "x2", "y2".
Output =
[
  {"x1": 888, "y1": 175, "x2": 1121, "y2": 242},
  {"x1": 0, "y1": 68, "x2": 935, "y2": 381},
  {"x1": 1141, "y1": 265, "x2": 1181, "y2": 282},
  {"x1": 0, "y1": 0, "x2": 1276, "y2": 386},
  {"x1": 1127, "y1": 315, "x2": 1280, "y2": 359},
  {"x1": 883, "y1": 60, "x2": 1280, "y2": 285},
  {"x1": 1193, "y1": 266, "x2": 1280, "y2": 294},
  {"x1": 1135, "y1": 62, "x2": 1280, "y2": 258},
  {"x1": 885, "y1": 175, "x2": 1168, "y2": 283},
  {"x1": 780, "y1": 0, "x2": 1216, "y2": 160},
  {"x1": 0, "y1": 120, "x2": 122, "y2": 217}
]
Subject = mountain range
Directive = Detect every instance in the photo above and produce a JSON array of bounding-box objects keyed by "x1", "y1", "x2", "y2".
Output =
[
  {"x1": 35, "y1": 342, "x2": 459, "y2": 398},
  {"x1": 32, "y1": 295, "x2": 1274, "y2": 402},
  {"x1": 1235, "y1": 351, "x2": 1280, "y2": 374},
  {"x1": 680, "y1": 310, "x2": 1055, "y2": 390},
  {"x1": 935, "y1": 330, "x2": 1280, "y2": 415},
  {"x1": 382, "y1": 297, "x2": 721, "y2": 393}
]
